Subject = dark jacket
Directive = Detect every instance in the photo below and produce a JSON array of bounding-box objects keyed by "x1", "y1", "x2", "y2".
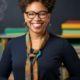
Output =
[{"x1": 0, "y1": 33, "x2": 80, "y2": 80}]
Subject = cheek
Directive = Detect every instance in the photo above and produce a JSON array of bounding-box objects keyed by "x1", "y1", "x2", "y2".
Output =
[
  {"x1": 25, "y1": 19, "x2": 32, "y2": 27},
  {"x1": 24, "y1": 15, "x2": 31, "y2": 23},
  {"x1": 45, "y1": 15, "x2": 50, "y2": 23},
  {"x1": 25, "y1": 18, "x2": 31, "y2": 23},
  {"x1": 24, "y1": 19, "x2": 32, "y2": 29}
]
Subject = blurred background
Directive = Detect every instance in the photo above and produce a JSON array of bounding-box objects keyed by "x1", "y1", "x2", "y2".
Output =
[{"x1": 0, "y1": 0, "x2": 80, "y2": 34}]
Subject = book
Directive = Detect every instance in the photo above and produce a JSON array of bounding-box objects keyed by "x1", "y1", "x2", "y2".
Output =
[
  {"x1": 61, "y1": 20, "x2": 80, "y2": 29},
  {"x1": 61, "y1": 29, "x2": 80, "y2": 38},
  {"x1": 62, "y1": 29, "x2": 80, "y2": 34},
  {"x1": 4, "y1": 28, "x2": 27, "y2": 37},
  {"x1": 5, "y1": 28, "x2": 27, "y2": 34},
  {"x1": 61, "y1": 34, "x2": 80, "y2": 38},
  {"x1": 5, "y1": 33, "x2": 26, "y2": 36}
]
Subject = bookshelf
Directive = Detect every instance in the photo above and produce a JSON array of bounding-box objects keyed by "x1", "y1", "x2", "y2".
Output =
[{"x1": 61, "y1": 20, "x2": 80, "y2": 38}]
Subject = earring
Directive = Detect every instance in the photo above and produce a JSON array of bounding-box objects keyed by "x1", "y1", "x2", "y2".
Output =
[
  {"x1": 24, "y1": 22, "x2": 27, "y2": 26},
  {"x1": 24, "y1": 22, "x2": 29, "y2": 32}
]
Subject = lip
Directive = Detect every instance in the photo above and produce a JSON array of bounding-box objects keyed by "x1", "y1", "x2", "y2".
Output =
[{"x1": 31, "y1": 23, "x2": 43, "y2": 28}]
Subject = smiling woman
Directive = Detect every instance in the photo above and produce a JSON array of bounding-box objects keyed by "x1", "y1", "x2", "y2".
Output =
[
  {"x1": 23, "y1": 1, "x2": 51, "y2": 35},
  {"x1": 0, "y1": 0, "x2": 80, "y2": 80}
]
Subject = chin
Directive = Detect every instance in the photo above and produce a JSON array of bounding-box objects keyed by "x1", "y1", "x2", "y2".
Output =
[{"x1": 33, "y1": 30, "x2": 44, "y2": 34}]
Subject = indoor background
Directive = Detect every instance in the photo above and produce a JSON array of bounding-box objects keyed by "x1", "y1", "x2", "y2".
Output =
[{"x1": 0, "y1": 0, "x2": 80, "y2": 34}]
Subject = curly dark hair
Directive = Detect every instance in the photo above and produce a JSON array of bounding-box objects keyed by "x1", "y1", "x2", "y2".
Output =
[{"x1": 19, "y1": 0, "x2": 56, "y2": 13}]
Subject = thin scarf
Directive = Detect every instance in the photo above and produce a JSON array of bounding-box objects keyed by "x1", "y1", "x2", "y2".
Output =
[{"x1": 25, "y1": 31, "x2": 49, "y2": 80}]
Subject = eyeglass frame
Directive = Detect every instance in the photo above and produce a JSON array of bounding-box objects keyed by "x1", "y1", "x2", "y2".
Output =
[{"x1": 24, "y1": 10, "x2": 49, "y2": 19}]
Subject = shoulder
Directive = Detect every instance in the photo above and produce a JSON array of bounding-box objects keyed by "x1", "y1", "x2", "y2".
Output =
[
  {"x1": 48, "y1": 33, "x2": 73, "y2": 50},
  {"x1": 50, "y1": 33, "x2": 75, "y2": 50},
  {"x1": 47, "y1": 33, "x2": 75, "y2": 53},
  {"x1": 7, "y1": 34, "x2": 26, "y2": 47},
  {"x1": 49, "y1": 33, "x2": 68, "y2": 44},
  {"x1": 10, "y1": 34, "x2": 25, "y2": 42}
]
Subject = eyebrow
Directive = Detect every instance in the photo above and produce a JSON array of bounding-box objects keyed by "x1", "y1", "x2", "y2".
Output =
[{"x1": 25, "y1": 10, "x2": 48, "y2": 12}]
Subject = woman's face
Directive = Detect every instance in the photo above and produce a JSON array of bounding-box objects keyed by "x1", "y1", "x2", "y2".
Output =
[{"x1": 24, "y1": 2, "x2": 51, "y2": 34}]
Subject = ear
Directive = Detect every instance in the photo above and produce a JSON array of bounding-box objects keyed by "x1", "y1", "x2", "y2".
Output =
[
  {"x1": 24, "y1": 13, "x2": 27, "y2": 22},
  {"x1": 47, "y1": 13, "x2": 51, "y2": 22}
]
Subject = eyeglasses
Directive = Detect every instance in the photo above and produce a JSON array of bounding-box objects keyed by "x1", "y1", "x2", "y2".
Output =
[{"x1": 25, "y1": 11, "x2": 49, "y2": 19}]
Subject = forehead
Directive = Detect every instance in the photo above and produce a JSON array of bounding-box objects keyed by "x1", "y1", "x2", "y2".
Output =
[{"x1": 25, "y1": 2, "x2": 47, "y2": 12}]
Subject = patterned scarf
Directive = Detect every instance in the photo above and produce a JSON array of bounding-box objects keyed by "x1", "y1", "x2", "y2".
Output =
[{"x1": 25, "y1": 31, "x2": 49, "y2": 80}]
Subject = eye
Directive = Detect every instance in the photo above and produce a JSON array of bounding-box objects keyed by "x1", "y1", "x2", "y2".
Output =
[
  {"x1": 28, "y1": 12, "x2": 35, "y2": 16},
  {"x1": 39, "y1": 12, "x2": 47, "y2": 15},
  {"x1": 25, "y1": 11, "x2": 36, "y2": 18},
  {"x1": 39, "y1": 11, "x2": 48, "y2": 18}
]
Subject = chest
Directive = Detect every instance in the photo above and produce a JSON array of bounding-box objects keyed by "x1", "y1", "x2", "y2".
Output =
[{"x1": 11, "y1": 45, "x2": 62, "y2": 72}]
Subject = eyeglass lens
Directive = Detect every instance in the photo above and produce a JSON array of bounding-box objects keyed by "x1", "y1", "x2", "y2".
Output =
[{"x1": 25, "y1": 11, "x2": 48, "y2": 19}]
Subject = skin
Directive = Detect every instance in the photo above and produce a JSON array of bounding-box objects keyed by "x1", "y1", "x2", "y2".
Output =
[{"x1": 24, "y1": 1, "x2": 51, "y2": 49}]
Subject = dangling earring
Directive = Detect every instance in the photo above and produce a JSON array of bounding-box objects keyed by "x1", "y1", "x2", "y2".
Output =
[
  {"x1": 24, "y1": 22, "x2": 29, "y2": 32},
  {"x1": 24, "y1": 22, "x2": 27, "y2": 26}
]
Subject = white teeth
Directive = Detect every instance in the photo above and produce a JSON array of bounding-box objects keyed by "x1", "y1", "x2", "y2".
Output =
[{"x1": 32, "y1": 23, "x2": 42, "y2": 28}]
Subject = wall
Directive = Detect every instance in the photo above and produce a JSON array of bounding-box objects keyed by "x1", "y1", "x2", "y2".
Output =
[
  {"x1": 0, "y1": 0, "x2": 24, "y2": 34},
  {"x1": 0, "y1": 0, "x2": 80, "y2": 34},
  {"x1": 49, "y1": 0, "x2": 80, "y2": 34}
]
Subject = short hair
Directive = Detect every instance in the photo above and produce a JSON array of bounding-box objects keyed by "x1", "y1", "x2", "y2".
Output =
[{"x1": 19, "y1": 0, "x2": 56, "y2": 13}]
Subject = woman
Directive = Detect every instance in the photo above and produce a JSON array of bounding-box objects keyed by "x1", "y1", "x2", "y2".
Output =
[{"x1": 0, "y1": 0, "x2": 80, "y2": 80}]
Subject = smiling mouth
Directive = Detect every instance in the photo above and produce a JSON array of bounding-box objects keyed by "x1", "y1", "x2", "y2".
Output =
[{"x1": 32, "y1": 23, "x2": 43, "y2": 28}]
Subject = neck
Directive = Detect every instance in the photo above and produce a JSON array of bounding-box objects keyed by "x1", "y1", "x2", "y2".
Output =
[{"x1": 29, "y1": 31, "x2": 45, "y2": 40}]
